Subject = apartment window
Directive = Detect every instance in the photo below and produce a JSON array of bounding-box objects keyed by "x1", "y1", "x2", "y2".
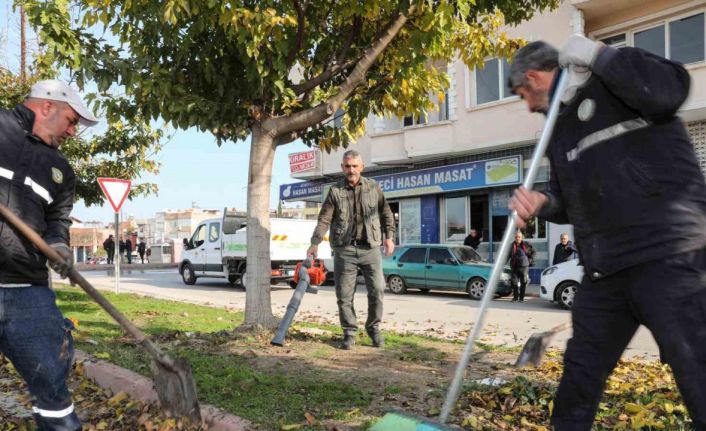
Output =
[
  {"x1": 603, "y1": 12, "x2": 705, "y2": 64},
  {"x1": 403, "y1": 114, "x2": 427, "y2": 127},
  {"x1": 635, "y1": 26, "x2": 666, "y2": 57},
  {"x1": 522, "y1": 216, "x2": 547, "y2": 240},
  {"x1": 475, "y1": 58, "x2": 513, "y2": 105},
  {"x1": 601, "y1": 34, "x2": 627, "y2": 48}
]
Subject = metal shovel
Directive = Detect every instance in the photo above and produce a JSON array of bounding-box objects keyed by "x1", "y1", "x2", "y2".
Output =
[
  {"x1": 514, "y1": 321, "x2": 572, "y2": 368},
  {"x1": 0, "y1": 203, "x2": 202, "y2": 423}
]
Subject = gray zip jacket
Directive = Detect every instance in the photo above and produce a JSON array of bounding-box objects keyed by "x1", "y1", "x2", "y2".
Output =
[{"x1": 311, "y1": 177, "x2": 395, "y2": 248}]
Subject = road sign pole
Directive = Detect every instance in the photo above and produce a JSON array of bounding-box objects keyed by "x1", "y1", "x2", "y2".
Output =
[
  {"x1": 114, "y1": 212, "x2": 120, "y2": 293},
  {"x1": 97, "y1": 177, "x2": 131, "y2": 295}
]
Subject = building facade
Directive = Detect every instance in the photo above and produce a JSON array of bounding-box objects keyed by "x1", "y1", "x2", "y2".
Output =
[{"x1": 280, "y1": 0, "x2": 706, "y2": 280}]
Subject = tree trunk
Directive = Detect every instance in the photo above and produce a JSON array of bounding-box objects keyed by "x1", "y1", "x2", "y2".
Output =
[{"x1": 243, "y1": 124, "x2": 279, "y2": 328}]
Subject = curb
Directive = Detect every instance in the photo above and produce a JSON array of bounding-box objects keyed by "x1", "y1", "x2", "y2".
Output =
[
  {"x1": 75, "y1": 351, "x2": 252, "y2": 430},
  {"x1": 75, "y1": 263, "x2": 178, "y2": 272}
]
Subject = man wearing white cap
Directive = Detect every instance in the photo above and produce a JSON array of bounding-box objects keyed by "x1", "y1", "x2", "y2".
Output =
[{"x1": 0, "y1": 79, "x2": 98, "y2": 430}]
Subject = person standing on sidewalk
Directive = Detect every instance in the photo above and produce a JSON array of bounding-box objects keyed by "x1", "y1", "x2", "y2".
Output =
[
  {"x1": 508, "y1": 231, "x2": 534, "y2": 302},
  {"x1": 0, "y1": 79, "x2": 98, "y2": 430},
  {"x1": 552, "y1": 233, "x2": 576, "y2": 265},
  {"x1": 137, "y1": 239, "x2": 147, "y2": 264},
  {"x1": 308, "y1": 150, "x2": 396, "y2": 350},
  {"x1": 508, "y1": 36, "x2": 706, "y2": 429}
]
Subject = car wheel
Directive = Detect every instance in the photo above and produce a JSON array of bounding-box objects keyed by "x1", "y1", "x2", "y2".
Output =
[
  {"x1": 227, "y1": 275, "x2": 238, "y2": 286},
  {"x1": 556, "y1": 281, "x2": 578, "y2": 309},
  {"x1": 466, "y1": 277, "x2": 485, "y2": 300},
  {"x1": 388, "y1": 275, "x2": 406, "y2": 294},
  {"x1": 181, "y1": 263, "x2": 197, "y2": 285},
  {"x1": 239, "y1": 270, "x2": 247, "y2": 289},
  {"x1": 419, "y1": 288, "x2": 430, "y2": 293}
]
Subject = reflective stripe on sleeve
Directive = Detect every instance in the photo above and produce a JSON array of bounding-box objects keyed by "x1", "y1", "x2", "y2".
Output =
[
  {"x1": 566, "y1": 118, "x2": 649, "y2": 162},
  {"x1": 0, "y1": 166, "x2": 14, "y2": 180},
  {"x1": 24, "y1": 177, "x2": 54, "y2": 204},
  {"x1": 32, "y1": 404, "x2": 75, "y2": 418}
]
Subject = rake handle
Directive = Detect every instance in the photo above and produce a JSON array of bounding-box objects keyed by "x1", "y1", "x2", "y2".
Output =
[
  {"x1": 0, "y1": 203, "x2": 175, "y2": 368},
  {"x1": 438, "y1": 69, "x2": 570, "y2": 424}
]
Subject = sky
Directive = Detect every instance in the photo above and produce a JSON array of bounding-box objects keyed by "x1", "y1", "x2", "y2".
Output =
[
  {"x1": 76, "y1": 129, "x2": 310, "y2": 223},
  {"x1": 1, "y1": 2, "x2": 311, "y2": 224}
]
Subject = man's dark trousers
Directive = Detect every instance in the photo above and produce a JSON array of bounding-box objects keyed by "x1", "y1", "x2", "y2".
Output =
[
  {"x1": 0, "y1": 286, "x2": 80, "y2": 430},
  {"x1": 333, "y1": 245, "x2": 384, "y2": 336},
  {"x1": 511, "y1": 266, "x2": 529, "y2": 301},
  {"x1": 552, "y1": 248, "x2": 706, "y2": 430}
]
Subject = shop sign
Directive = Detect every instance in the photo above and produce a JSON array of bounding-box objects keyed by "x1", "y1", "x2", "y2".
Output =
[
  {"x1": 373, "y1": 156, "x2": 522, "y2": 198},
  {"x1": 280, "y1": 181, "x2": 324, "y2": 200},
  {"x1": 289, "y1": 150, "x2": 317, "y2": 174}
]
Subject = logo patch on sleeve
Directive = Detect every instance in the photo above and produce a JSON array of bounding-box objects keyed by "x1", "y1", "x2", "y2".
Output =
[
  {"x1": 51, "y1": 167, "x2": 64, "y2": 184},
  {"x1": 577, "y1": 98, "x2": 596, "y2": 122}
]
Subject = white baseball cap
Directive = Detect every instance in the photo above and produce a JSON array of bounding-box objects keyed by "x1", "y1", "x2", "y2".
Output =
[{"x1": 28, "y1": 80, "x2": 99, "y2": 127}]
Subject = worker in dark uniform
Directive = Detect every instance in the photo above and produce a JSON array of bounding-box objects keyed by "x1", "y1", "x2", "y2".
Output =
[
  {"x1": 0, "y1": 79, "x2": 98, "y2": 430},
  {"x1": 508, "y1": 36, "x2": 706, "y2": 430}
]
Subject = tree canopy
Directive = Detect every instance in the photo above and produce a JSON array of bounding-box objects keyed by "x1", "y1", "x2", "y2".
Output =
[{"x1": 22, "y1": 0, "x2": 557, "y2": 149}]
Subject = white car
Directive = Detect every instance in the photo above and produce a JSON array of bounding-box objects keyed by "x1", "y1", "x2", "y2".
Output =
[{"x1": 540, "y1": 259, "x2": 583, "y2": 309}]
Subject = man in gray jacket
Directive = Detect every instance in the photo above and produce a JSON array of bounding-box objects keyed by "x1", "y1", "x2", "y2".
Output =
[{"x1": 308, "y1": 150, "x2": 395, "y2": 350}]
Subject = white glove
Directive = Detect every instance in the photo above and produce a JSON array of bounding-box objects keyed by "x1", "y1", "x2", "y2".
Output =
[
  {"x1": 561, "y1": 65, "x2": 592, "y2": 104},
  {"x1": 559, "y1": 35, "x2": 604, "y2": 69}
]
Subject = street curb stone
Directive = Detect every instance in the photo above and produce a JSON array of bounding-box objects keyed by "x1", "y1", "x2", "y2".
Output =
[{"x1": 75, "y1": 351, "x2": 252, "y2": 430}]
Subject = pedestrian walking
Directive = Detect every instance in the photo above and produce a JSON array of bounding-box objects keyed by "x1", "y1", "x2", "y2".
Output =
[
  {"x1": 103, "y1": 234, "x2": 115, "y2": 264},
  {"x1": 119, "y1": 237, "x2": 126, "y2": 263},
  {"x1": 508, "y1": 231, "x2": 534, "y2": 302},
  {"x1": 508, "y1": 35, "x2": 706, "y2": 429},
  {"x1": 552, "y1": 233, "x2": 576, "y2": 265},
  {"x1": 125, "y1": 237, "x2": 133, "y2": 264},
  {"x1": 0, "y1": 79, "x2": 98, "y2": 430},
  {"x1": 463, "y1": 228, "x2": 481, "y2": 250},
  {"x1": 137, "y1": 239, "x2": 147, "y2": 264},
  {"x1": 308, "y1": 150, "x2": 396, "y2": 350}
]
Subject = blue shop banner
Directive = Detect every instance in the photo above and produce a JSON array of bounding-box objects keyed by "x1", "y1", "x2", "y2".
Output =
[
  {"x1": 373, "y1": 156, "x2": 522, "y2": 198},
  {"x1": 280, "y1": 155, "x2": 522, "y2": 201},
  {"x1": 280, "y1": 181, "x2": 324, "y2": 200}
]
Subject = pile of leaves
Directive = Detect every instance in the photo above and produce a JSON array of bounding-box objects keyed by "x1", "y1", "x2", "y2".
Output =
[
  {"x1": 0, "y1": 358, "x2": 203, "y2": 431},
  {"x1": 455, "y1": 355, "x2": 694, "y2": 430}
]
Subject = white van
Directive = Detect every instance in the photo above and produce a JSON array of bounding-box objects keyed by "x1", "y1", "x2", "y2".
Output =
[{"x1": 179, "y1": 211, "x2": 331, "y2": 287}]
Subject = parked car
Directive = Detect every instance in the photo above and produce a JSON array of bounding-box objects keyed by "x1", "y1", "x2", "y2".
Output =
[
  {"x1": 382, "y1": 244, "x2": 513, "y2": 300},
  {"x1": 540, "y1": 258, "x2": 582, "y2": 309}
]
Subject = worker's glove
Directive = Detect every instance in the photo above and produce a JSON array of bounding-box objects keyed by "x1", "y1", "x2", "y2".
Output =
[
  {"x1": 561, "y1": 65, "x2": 592, "y2": 104},
  {"x1": 49, "y1": 243, "x2": 73, "y2": 279},
  {"x1": 559, "y1": 34, "x2": 604, "y2": 69}
]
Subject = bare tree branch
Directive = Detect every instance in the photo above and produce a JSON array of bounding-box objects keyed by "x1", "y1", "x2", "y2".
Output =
[
  {"x1": 291, "y1": 17, "x2": 361, "y2": 95},
  {"x1": 266, "y1": 11, "x2": 409, "y2": 137}
]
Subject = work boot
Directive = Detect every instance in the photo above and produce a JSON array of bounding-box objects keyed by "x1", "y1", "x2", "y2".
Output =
[
  {"x1": 368, "y1": 330, "x2": 384, "y2": 348},
  {"x1": 340, "y1": 334, "x2": 356, "y2": 350}
]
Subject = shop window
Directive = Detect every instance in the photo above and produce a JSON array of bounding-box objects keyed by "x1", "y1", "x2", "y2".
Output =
[
  {"x1": 522, "y1": 216, "x2": 547, "y2": 240},
  {"x1": 399, "y1": 247, "x2": 427, "y2": 264},
  {"x1": 400, "y1": 198, "x2": 421, "y2": 244},
  {"x1": 475, "y1": 58, "x2": 513, "y2": 105},
  {"x1": 429, "y1": 248, "x2": 455, "y2": 265},
  {"x1": 445, "y1": 196, "x2": 468, "y2": 242},
  {"x1": 601, "y1": 12, "x2": 705, "y2": 64}
]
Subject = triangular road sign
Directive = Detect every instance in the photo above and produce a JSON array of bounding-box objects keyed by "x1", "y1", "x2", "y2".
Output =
[{"x1": 97, "y1": 178, "x2": 131, "y2": 213}]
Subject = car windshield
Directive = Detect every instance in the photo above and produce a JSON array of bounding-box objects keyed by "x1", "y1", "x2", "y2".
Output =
[{"x1": 451, "y1": 246, "x2": 482, "y2": 263}]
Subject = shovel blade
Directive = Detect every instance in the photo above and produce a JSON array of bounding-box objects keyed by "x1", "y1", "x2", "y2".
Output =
[
  {"x1": 151, "y1": 357, "x2": 201, "y2": 423},
  {"x1": 514, "y1": 333, "x2": 548, "y2": 368}
]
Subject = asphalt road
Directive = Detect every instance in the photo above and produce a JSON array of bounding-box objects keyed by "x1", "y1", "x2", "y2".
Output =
[{"x1": 55, "y1": 268, "x2": 660, "y2": 360}]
